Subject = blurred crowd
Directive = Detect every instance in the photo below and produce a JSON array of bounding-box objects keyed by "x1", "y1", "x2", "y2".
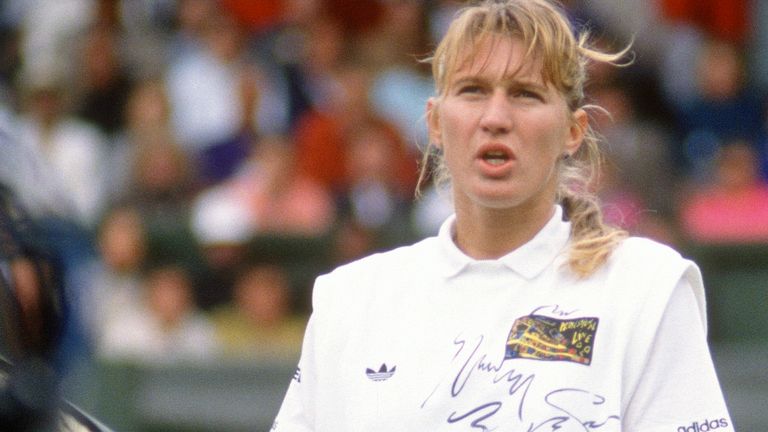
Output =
[{"x1": 0, "y1": 0, "x2": 767, "y2": 368}]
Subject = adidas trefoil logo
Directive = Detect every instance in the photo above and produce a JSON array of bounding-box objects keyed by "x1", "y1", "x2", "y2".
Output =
[{"x1": 366, "y1": 363, "x2": 396, "y2": 382}]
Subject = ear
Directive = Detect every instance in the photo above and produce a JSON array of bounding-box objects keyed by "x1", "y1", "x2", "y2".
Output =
[
  {"x1": 426, "y1": 97, "x2": 441, "y2": 148},
  {"x1": 564, "y1": 108, "x2": 588, "y2": 156}
]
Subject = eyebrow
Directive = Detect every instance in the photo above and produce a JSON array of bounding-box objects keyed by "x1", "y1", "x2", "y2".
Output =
[{"x1": 451, "y1": 74, "x2": 548, "y2": 92}]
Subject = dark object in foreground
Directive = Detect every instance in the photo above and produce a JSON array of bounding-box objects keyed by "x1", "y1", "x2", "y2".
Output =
[{"x1": 0, "y1": 185, "x2": 112, "y2": 431}]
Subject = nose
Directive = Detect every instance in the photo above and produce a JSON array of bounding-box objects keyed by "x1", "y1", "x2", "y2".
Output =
[{"x1": 479, "y1": 90, "x2": 513, "y2": 136}]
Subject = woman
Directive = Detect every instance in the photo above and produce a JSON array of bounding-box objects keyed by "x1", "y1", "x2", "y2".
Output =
[{"x1": 273, "y1": 1, "x2": 733, "y2": 430}]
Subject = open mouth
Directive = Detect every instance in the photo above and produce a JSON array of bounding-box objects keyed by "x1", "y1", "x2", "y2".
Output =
[
  {"x1": 477, "y1": 144, "x2": 514, "y2": 167},
  {"x1": 482, "y1": 150, "x2": 511, "y2": 166}
]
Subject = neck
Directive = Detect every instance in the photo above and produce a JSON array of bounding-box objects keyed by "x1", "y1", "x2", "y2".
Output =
[{"x1": 453, "y1": 202, "x2": 555, "y2": 260}]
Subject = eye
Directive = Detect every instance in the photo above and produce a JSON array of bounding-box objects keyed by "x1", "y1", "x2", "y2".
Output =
[
  {"x1": 513, "y1": 89, "x2": 542, "y2": 100},
  {"x1": 457, "y1": 84, "x2": 484, "y2": 95}
]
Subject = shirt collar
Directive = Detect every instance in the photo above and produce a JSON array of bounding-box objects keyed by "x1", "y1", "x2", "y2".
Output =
[{"x1": 436, "y1": 205, "x2": 571, "y2": 279}]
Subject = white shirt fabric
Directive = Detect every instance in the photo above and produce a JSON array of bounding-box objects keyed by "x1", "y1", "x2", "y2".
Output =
[{"x1": 273, "y1": 206, "x2": 733, "y2": 431}]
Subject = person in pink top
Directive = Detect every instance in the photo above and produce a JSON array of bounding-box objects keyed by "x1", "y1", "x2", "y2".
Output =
[
  {"x1": 231, "y1": 135, "x2": 336, "y2": 237},
  {"x1": 681, "y1": 140, "x2": 768, "y2": 243}
]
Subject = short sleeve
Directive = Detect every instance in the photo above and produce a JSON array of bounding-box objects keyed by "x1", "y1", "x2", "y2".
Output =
[
  {"x1": 270, "y1": 277, "x2": 325, "y2": 432},
  {"x1": 271, "y1": 310, "x2": 318, "y2": 431},
  {"x1": 622, "y1": 276, "x2": 734, "y2": 431}
]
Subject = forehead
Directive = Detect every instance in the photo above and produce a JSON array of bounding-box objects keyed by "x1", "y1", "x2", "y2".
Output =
[{"x1": 450, "y1": 35, "x2": 545, "y2": 83}]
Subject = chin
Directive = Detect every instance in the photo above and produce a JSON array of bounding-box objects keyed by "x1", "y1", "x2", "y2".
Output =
[
  {"x1": 468, "y1": 191, "x2": 528, "y2": 210},
  {"x1": 469, "y1": 187, "x2": 555, "y2": 212}
]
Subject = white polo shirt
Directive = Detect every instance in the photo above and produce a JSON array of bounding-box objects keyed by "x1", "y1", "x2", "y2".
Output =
[{"x1": 273, "y1": 207, "x2": 733, "y2": 431}]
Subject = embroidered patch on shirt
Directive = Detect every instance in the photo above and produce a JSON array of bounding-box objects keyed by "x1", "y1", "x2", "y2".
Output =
[{"x1": 505, "y1": 315, "x2": 598, "y2": 365}]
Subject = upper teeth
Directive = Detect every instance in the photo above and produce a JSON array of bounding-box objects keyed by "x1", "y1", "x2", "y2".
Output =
[{"x1": 484, "y1": 151, "x2": 508, "y2": 164}]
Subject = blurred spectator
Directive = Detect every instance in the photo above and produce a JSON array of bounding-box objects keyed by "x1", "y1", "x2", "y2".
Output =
[
  {"x1": 366, "y1": 0, "x2": 434, "y2": 149},
  {"x1": 72, "y1": 24, "x2": 135, "y2": 139},
  {"x1": 679, "y1": 141, "x2": 768, "y2": 244},
  {"x1": 750, "y1": 1, "x2": 768, "y2": 93},
  {"x1": 220, "y1": 0, "x2": 315, "y2": 132},
  {"x1": 167, "y1": 0, "x2": 217, "y2": 60},
  {"x1": 356, "y1": 1, "x2": 428, "y2": 69},
  {"x1": 293, "y1": 58, "x2": 423, "y2": 261},
  {"x1": 589, "y1": 82, "x2": 676, "y2": 215},
  {"x1": 127, "y1": 133, "x2": 196, "y2": 243},
  {"x1": 295, "y1": 63, "x2": 417, "y2": 194},
  {"x1": 674, "y1": 39, "x2": 766, "y2": 180},
  {"x1": 17, "y1": 0, "x2": 94, "y2": 87},
  {"x1": 292, "y1": 13, "x2": 347, "y2": 116},
  {"x1": 211, "y1": 264, "x2": 305, "y2": 360},
  {"x1": 597, "y1": 157, "x2": 679, "y2": 247},
  {"x1": 106, "y1": 78, "x2": 174, "y2": 202},
  {"x1": 219, "y1": 0, "x2": 287, "y2": 35},
  {"x1": 596, "y1": 160, "x2": 648, "y2": 233},
  {"x1": 0, "y1": 12, "x2": 21, "y2": 100},
  {"x1": 334, "y1": 120, "x2": 418, "y2": 262},
  {"x1": 79, "y1": 204, "x2": 147, "y2": 346},
  {"x1": 189, "y1": 184, "x2": 255, "y2": 310},
  {"x1": 190, "y1": 132, "x2": 336, "y2": 310},
  {"x1": 165, "y1": 6, "x2": 249, "y2": 158},
  {"x1": 97, "y1": 263, "x2": 219, "y2": 364},
  {"x1": 567, "y1": 0, "x2": 666, "y2": 67},
  {"x1": 165, "y1": 6, "x2": 290, "y2": 183},
  {"x1": 657, "y1": 22, "x2": 705, "y2": 113},
  {"x1": 659, "y1": 0, "x2": 750, "y2": 44},
  {"x1": 292, "y1": 58, "x2": 359, "y2": 191},
  {"x1": 15, "y1": 68, "x2": 108, "y2": 229},
  {"x1": 115, "y1": 0, "x2": 176, "y2": 79},
  {"x1": 229, "y1": 135, "x2": 336, "y2": 237},
  {"x1": 123, "y1": 77, "x2": 171, "y2": 135},
  {"x1": 322, "y1": 0, "x2": 383, "y2": 39},
  {"x1": 125, "y1": 135, "x2": 197, "y2": 237},
  {"x1": 122, "y1": 132, "x2": 205, "y2": 290}
]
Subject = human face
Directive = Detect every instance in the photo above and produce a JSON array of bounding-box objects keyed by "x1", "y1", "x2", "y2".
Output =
[{"x1": 428, "y1": 36, "x2": 586, "y2": 216}]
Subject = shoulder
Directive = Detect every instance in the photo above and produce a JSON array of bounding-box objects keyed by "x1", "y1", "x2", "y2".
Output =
[
  {"x1": 608, "y1": 236, "x2": 698, "y2": 280},
  {"x1": 600, "y1": 236, "x2": 703, "y2": 303},
  {"x1": 602, "y1": 236, "x2": 705, "y2": 319},
  {"x1": 612, "y1": 236, "x2": 683, "y2": 261}
]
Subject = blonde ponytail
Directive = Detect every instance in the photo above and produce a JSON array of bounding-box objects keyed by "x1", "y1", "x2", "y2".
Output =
[
  {"x1": 557, "y1": 108, "x2": 627, "y2": 277},
  {"x1": 559, "y1": 188, "x2": 627, "y2": 277}
]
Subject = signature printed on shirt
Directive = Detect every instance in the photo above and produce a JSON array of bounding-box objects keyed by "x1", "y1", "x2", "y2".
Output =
[{"x1": 426, "y1": 304, "x2": 619, "y2": 431}]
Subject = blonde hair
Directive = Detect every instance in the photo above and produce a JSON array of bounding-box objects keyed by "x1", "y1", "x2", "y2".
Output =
[{"x1": 420, "y1": 0, "x2": 630, "y2": 277}]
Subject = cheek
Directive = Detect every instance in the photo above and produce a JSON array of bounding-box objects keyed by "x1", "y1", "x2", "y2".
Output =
[
  {"x1": 438, "y1": 104, "x2": 475, "y2": 151},
  {"x1": 440, "y1": 123, "x2": 469, "y2": 170},
  {"x1": 538, "y1": 113, "x2": 571, "y2": 156},
  {"x1": 520, "y1": 118, "x2": 570, "y2": 170}
]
